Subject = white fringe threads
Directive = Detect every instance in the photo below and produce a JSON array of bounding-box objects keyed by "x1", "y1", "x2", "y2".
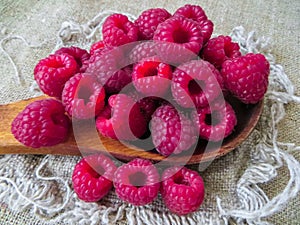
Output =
[{"x1": 0, "y1": 11, "x2": 299, "y2": 225}]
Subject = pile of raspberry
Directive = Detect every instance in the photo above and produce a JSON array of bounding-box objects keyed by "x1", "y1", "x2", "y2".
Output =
[{"x1": 11, "y1": 4, "x2": 270, "y2": 215}]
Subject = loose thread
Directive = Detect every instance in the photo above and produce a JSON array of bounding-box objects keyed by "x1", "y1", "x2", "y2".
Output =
[{"x1": 0, "y1": 35, "x2": 55, "y2": 86}]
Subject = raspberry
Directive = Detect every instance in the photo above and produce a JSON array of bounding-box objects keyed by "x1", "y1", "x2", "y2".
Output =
[
  {"x1": 129, "y1": 92, "x2": 160, "y2": 122},
  {"x1": 55, "y1": 46, "x2": 90, "y2": 72},
  {"x1": 161, "y1": 166, "x2": 205, "y2": 215},
  {"x1": 150, "y1": 104, "x2": 198, "y2": 156},
  {"x1": 86, "y1": 46, "x2": 131, "y2": 94},
  {"x1": 201, "y1": 35, "x2": 241, "y2": 69},
  {"x1": 96, "y1": 94, "x2": 147, "y2": 140},
  {"x1": 134, "y1": 8, "x2": 171, "y2": 40},
  {"x1": 89, "y1": 40, "x2": 105, "y2": 55},
  {"x1": 153, "y1": 16, "x2": 203, "y2": 64},
  {"x1": 191, "y1": 101, "x2": 237, "y2": 141},
  {"x1": 104, "y1": 66, "x2": 132, "y2": 94},
  {"x1": 34, "y1": 54, "x2": 78, "y2": 98},
  {"x1": 221, "y1": 53, "x2": 270, "y2": 104},
  {"x1": 132, "y1": 58, "x2": 173, "y2": 97},
  {"x1": 11, "y1": 99, "x2": 70, "y2": 148},
  {"x1": 102, "y1": 13, "x2": 139, "y2": 47},
  {"x1": 128, "y1": 41, "x2": 158, "y2": 63},
  {"x1": 171, "y1": 60, "x2": 224, "y2": 108},
  {"x1": 62, "y1": 73, "x2": 106, "y2": 119},
  {"x1": 72, "y1": 154, "x2": 117, "y2": 202},
  {"x1": 113, "y1": 158, "x2": 160, "y2": 206},
  {"x1": 173, "y1": 4, "x2": 213, "y2": 44}
]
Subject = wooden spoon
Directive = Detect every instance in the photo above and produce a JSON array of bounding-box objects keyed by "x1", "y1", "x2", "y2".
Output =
[{"x1": 0, "y1": 96, "x2": 263, "y2": 165}]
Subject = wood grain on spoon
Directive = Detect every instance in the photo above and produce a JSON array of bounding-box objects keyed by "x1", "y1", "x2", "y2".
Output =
[{"x1": 0, "y1": 96, "x2": 263, "y2": 164}]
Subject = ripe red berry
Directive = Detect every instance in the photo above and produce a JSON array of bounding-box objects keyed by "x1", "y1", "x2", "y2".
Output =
[
  {"x1": 129, "y1": 92, "x2": 160, "y2": 122},
  {"x1": 171, "y1": 60, "x2": 224, "y2": 108},
  {"x1": 113, "y1": 158, "x2": 160, "y2": 206},
  {"x1": 221, "y1": 53, "x2": 270, "y2": 104},
  {"x1": 55, "y1": 46, "x2": 90, "y2": 72},
  {"x1": 11, "y1": 99, "x2": 70, "y2": 148},
  {"x1": 201, "y1": 35, "x2": 241, "y2": 69},
  {"x1": 34, "y1": 54, "x2": 78, "y2": 98},
  {"x1": 72, "y1": 154, "x2": 117, "y2": 202},
  {"x1": 150, "y1": 104, "x2": 198, "y2": 156},
  {"x1": 161, "y1": 166, "x2": 205, "y2": 215},
  {"x1": 153, "y1": 16, "x2": 203, "y2": 64},
  {"x1": 102, "y1": 13, "x2": 139, "y2": 47},
  {"x1": 62, "y1": 73, "x2": 106, "y2": 119},
  {"x1": 132, "y1": 58, "x2": 173, "y2": 97},
  {"x1": 134, "y1": 8, "x2": 171, "y2": 40},
  {"x1": 174, "y1": 4, "x2": 213, "y2": 44},
  {"x1": 191, "y1": 101, "x2": 237, "y2": 141},
  {"x1": 85, "y1": 46, "x2": 131, "y2": 94},
  {"x1": 96, "y1": 94, "x2": 147, "y2": 141}
]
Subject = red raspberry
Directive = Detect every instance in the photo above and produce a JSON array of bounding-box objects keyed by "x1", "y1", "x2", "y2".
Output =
[
  {"x1": 113, "y1": 158, "x2": 160, "y2": 206},
  {"x1": 11, "y1": 99, "x2": 70, "y2": 148},
  {"x1": 171, "y1": 60, "x2": 224, "y2": 108},
  {"x1": 134, "y1": 8, "x2": 171, "y2": 40},
  {"x1": 89, "y1": 40, "x2": 105, "y2": 55},
  {"x1": 129, "y1": 92, "x2": 160, "y2": 122},
  {"x1": 96, "y1": 94, "x2": 147, "y2": 140},
  {"x1": 150, "y1": 104, "x2": 198, "y2": 156},
  {"x1": 128, "y1": 42, "x2": 158, "y2": 63},
  {"x1": 221, "y1": 53, "x2": 270, "y2": 104},
  {"x1": 55, "y1": 46, "x2": 90, "y2": 72},
  {"x1": 72, "y1": 154, "x2": 117, "y2": 202},
  {"x1": 161, "y1": 166, "x2": 205, "y2": 215},
  {"x1": 86, "y1": 46, "x2": 131, "y2": 94},
  {"x1": 102, "y1": 13, "x2": 139, "y2": 47},
  {"x1": 191, "y1": 101, "x2": 237, "y2": 141},
  {"x1": 153, "y1": 16, "x2": 203, "y2": 64},
  {"x1": 174, "y1": 4, "x2": 213, "y2": 44},
  {"x1": 201, "y1": 35, "x2": 241, "y2": 69},
  {"x1": 34, "y1": 54, "x2": 78, "y2": 98},
  {"x1": 132, "y1": 58, "x2": 173, "y2": 97},
  {"x1": 104, "y1": 66, "x2": 132, "y2": 94},
  {"x1": 62, "y1": 73, "x2": 106, "y2": 119}
]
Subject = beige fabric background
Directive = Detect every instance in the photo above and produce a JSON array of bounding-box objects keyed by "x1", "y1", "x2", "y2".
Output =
[{"x1": 0, "y1": 0, "x2": 299, "y2": 224}]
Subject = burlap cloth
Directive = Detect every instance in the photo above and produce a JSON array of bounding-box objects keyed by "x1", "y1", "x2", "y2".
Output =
[{"x1": 0, "y1": 0, "x2": 299, "y2": 224}]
